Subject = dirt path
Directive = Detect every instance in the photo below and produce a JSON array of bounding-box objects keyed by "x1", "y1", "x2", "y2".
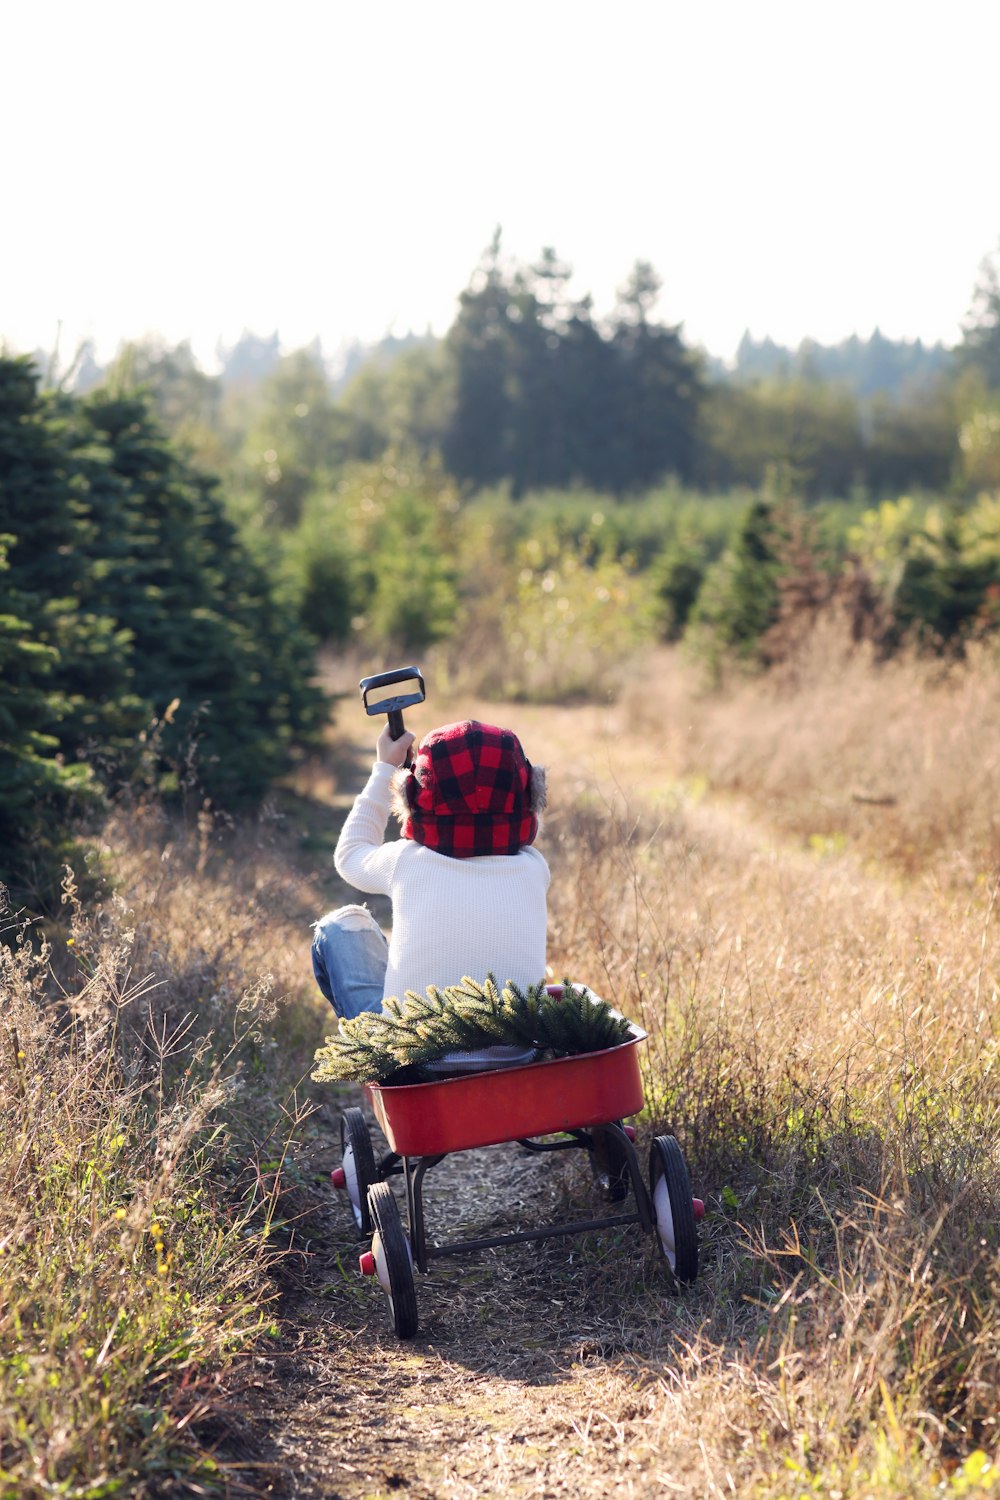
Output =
[
  {"x1": 223, "y1": 1135, "x2": 700, "y2": 1499},
  {"x1": 214, "y1": 695, "x2": 808, "y2": 1498}
]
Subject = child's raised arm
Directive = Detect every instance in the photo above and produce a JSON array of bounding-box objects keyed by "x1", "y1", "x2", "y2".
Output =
[{"x1": 333, "y1": 729, "x2": 415, "y2": 893}]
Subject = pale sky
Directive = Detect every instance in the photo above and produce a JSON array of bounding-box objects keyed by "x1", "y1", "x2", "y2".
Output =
[{"x1": 3, "y1": 0, "x2": 999, "y2": 372}]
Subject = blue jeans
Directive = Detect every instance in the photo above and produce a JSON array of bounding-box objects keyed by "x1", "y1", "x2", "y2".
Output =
[{"x1": 311, "y1": 904, "x2": 388, "y2": 1019}]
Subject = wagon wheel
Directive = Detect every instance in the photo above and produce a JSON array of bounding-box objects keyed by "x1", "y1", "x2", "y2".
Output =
[
  {"x1": 649, "y1": 1135, "x2": 698, "y2": 1284},
  {"x1": 339, "y1": 1107, "x2": 378, "y2": 1235},
  {"x1": 367, "y1": 1182, "x2": 419, "y2": 1339},
  {"x1": 589, "y1": 1122, "x2": 631, "y2": 1202}
]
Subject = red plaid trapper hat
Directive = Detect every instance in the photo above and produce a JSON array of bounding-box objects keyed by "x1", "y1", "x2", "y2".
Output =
[{"x1": 400, "y1": 720, "x2": 538, "y2": 858}]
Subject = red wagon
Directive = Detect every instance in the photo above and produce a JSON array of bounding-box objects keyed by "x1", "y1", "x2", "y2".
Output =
[{"x1": 331, "y1": 993, "x2": 702, "y2": 1338}]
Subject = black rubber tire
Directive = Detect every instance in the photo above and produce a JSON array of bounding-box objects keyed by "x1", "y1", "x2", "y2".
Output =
[
  {"x1": 649, "y1": 1135, "x2": 698, "y2": 1285},
  {"x1": 589, "y1": 1122, "x2": 631, "y2": 1202},
  {"x1": 340, "y1": 1107, "x2": 377, "y2": 1236},
  {"x1": 367, "y1": 1181, "x2": 419, "y2": 1339}
]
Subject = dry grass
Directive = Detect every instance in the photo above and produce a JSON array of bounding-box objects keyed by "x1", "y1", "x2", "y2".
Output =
[
  {"x1": 0, "y1": 799, "x2": 329, "y2": 1498},
  {"x1": 620, "y1": 626, "x2": 1000, "y2": 884},
  {"x1": 540, "y1": 784, "x2": 1000, "y2": 1494},
  {"x1": 4, "y1": 632, "x2": 1000, "y2": 1497},
  {"x1": 523, "y1": 633, "x2": 1000, "y2": 1496}
]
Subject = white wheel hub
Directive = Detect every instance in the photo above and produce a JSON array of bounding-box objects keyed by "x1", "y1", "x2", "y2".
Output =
[
  {"x1": 342, "y1": 1142, "x2": 363, "y2": 1224},
  {"x1": 653, "y1": 1174, "x2": 677, "y2": 1271},
  {"x1": 371, "y1": 1227, "x2": 414, "y2": 1298}
]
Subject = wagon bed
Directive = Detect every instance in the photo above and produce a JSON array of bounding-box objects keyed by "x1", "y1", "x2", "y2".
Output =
[{"x1": 364, "y1": 1023, "x2": 648, "y2": 1156}]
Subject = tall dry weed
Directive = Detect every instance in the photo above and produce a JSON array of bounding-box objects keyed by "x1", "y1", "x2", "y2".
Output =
[
  {"x1": 621, "y1": 631, "x2": 1000, "y2": 884},
  {"x1": 0, "y1": 795, "x2": 327, "y2": 1497}
]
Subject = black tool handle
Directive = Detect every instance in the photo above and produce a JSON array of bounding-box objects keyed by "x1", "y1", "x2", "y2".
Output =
[{"x1": 387, "y1": 709, "x2": 405, "y2": 740}]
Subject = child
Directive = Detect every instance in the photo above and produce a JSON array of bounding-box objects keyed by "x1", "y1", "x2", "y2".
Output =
[{"x1": 311, "y1": 718, "x2": 549, "y2": 1020}]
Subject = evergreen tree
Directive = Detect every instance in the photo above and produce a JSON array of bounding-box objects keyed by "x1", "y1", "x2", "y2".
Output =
[
  {"x1": 0, "y1": 535, "x2": 96, "y2": 894},
  {"x1": 959, "y1": 243, "x2": 1000, "y2": 390},
  {"x1": 218, "y1": 330, "x2": 282, "y2": 387},
  {"x1": 0, "y1": 354, "x2": 325, "y2": 899},
  {"x1": 0, "y1": 357, "x2": 134, "y2": 795},
  {"x1": 441, "y1": 231, "x2": 518, "y2": 486},
  {"x1": 80, "y1": 391, "x2": 324, "y2": 803},
  {"x1": 651, "y1": 532, "x2": 710, "y2": 641},
  {"x1": 110, "y1": 337, "x2": 222, "y2": 453},
  {"x1": 689, "y1": 499, "x2": 783, "y2": 658},
  {"x1": 0, "y1": 361, "x2": 103, "y2": 893},
  {"x1": 606, "y1": 262, "x2": 702, "y2": 489},
  {"x1": 890, "y1": 509, "x2": 1000, "y2": 651}
]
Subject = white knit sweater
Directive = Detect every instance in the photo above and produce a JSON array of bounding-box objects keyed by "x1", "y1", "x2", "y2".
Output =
[{"x1": 334, "y1": 760, "x2": 550, "y2": 1003}]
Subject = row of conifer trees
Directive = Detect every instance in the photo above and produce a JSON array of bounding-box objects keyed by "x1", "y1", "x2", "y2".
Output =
[{"x1": 0, "y1": 356, "x2": 323, "y2": 904}]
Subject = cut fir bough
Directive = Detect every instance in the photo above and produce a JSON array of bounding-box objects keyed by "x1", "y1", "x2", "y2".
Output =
[{"x1": 312, "y1": 973, "x2": 632, "y2": 1084}]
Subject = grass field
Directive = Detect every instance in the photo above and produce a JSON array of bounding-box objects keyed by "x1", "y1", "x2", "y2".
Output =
[{"x1": 2, "y1": 634, "x2": 998, "y2": 1497}]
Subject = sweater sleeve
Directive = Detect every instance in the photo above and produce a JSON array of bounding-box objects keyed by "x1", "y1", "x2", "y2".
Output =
[{"x1": 333, "y1": 760, "x2": 407, "y2": 895}]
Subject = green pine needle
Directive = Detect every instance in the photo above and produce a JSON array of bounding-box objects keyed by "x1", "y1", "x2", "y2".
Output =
[{"x1": 312, "y1": 972, "x2": 632, "y2": 1084}]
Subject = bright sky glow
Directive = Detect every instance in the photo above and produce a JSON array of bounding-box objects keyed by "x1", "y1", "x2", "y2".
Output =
[{"x1": 3, "y1": 0, "x2": 999, "y2": 370}]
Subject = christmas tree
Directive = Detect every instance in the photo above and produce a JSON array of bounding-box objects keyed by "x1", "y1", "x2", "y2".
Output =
[{"x1": 312, "y1": 975, "x2": 632, "y2": 1084}]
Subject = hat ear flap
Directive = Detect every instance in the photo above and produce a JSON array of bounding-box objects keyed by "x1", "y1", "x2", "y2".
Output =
[
  {"x1": 390, "y1": 766, "x2": 415, "y2": 828},
  {"x1": 529, "y1": 764, "x2": 547, "y2": 815}
]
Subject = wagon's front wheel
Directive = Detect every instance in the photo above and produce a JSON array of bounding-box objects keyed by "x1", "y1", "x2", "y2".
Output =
[
  {"x1": 649, "y1": 1135, "x2": 698, "y2": 1285},
  {"x1": 367, "y1": 1182, "x2": 419, "y2": 1339},
  {"x1": 339, "y1": 1107, "x2": 377, "y2": 1235}
]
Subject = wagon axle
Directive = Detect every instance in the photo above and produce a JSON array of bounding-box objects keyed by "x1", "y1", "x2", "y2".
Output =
[{"x1": 333, "y1": 1110, "x2": 702, "y2": 1338}]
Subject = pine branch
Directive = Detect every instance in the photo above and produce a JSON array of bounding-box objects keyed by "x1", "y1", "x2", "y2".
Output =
[{"x1": 311, "y1": 972, "x2": 632, "y2": 1084}]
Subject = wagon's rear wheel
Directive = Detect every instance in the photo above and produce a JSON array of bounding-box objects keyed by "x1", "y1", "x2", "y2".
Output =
[
  {"x1": 367, "y1": 1182, "x2": 419, "y2": 1339},
  {"x1": 649, "y1": 1135, "x2": 698, "y2": 1284},
  {"x1": 340, "y1": 1107, "x2": 377, "y2": 1235},
  {"x1": 589, "y1": 1122, "x2": 631, "y2": 1202}
]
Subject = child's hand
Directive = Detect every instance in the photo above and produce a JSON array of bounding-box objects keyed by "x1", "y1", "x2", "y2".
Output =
[{"x1": 376, "y1": 724, "x2": 416, "y2": 766}]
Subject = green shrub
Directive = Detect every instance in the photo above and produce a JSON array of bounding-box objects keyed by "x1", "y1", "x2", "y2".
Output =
[
  {"x1": 490, "y1": 526, "x2": 654, "y2": 701},
  {"x1": 281, "y1": 457, "x2": 461, "y2": 651},
  {"x1": 650, "y1": 533, "x2": 710, "y2": 641}
]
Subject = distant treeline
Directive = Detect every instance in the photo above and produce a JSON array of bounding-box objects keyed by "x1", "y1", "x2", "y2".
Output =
[
  {"x1": 46, "y1": 234, "x2": 1000, "y2": 506},
  {"x1": 717, "y1": 327, "x2": 951, "y2": 397}
]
